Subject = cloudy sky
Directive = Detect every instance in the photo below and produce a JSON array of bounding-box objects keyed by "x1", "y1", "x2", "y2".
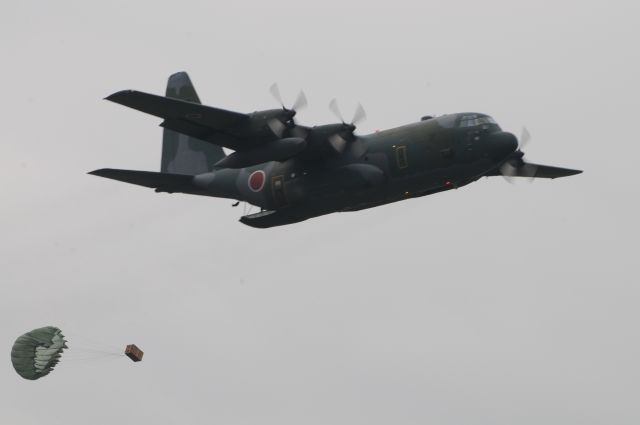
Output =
[{"x1": 1, "y1": 1, "x2": 638, "y2": 424}]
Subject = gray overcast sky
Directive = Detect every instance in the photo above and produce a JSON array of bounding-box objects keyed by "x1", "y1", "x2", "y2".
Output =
[{"x1": 1, "y1": 1, "x2": 638, "y2": 424}]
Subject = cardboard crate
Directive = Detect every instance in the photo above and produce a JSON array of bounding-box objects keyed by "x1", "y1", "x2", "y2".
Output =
[{"x1": 125, "y1": 344, "x2": 144, "y2": 362}]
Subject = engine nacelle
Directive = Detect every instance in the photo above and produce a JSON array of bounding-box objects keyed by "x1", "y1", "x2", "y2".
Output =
[{"x1": 301, "y1": 123, "x2": 355, "y2": 159}]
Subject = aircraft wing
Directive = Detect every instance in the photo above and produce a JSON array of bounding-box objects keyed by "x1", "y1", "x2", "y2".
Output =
[
  {"x1": 488, "y1": 160, "x2": 582, "y2": 179},
  {"x1": 106, "y1": 90, "x2": 251, "y2": 151},
  {"x1": 525, "y1": 163, "x2": 583, "y2": 178}
]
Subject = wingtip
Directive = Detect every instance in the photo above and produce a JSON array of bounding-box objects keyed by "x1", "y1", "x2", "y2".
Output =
[
  {"x1": 104, "y1": 90, "x2": 135, "y2": 102},
  {"x1": 88, "y1": 168, "x2": 111, "y2": 177},
  {"x1": 550, "y1": 168, "x2": 583, "y2": 179}
]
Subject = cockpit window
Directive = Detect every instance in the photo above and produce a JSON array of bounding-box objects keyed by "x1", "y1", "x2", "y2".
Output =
[
  {"x1": 436, "y1": 114, "x2": 457, "y2": 128},
  {"x1": 459, "y1": 115, "x2": 497, "y2": 128}
]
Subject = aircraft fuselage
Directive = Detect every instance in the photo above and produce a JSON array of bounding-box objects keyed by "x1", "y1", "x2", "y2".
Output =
[{"x1": 191, "y1": 113, "x2": 517, "y2": 228}]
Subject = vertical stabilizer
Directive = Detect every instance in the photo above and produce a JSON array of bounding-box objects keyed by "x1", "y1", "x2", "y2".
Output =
[{"x1": 161, "y1": 72, "x2": 226, "y2": 174}]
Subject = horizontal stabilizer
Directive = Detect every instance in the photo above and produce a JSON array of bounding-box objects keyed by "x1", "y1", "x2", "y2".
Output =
[
  {"x1": 106, "y1": 90, "x2": 248, "y2": 136},
  {"x1": 89, "y1": 168, "x2": 195, "y2": 193}
]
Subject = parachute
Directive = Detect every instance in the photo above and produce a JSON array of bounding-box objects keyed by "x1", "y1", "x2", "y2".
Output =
[
  {"x1": 11, "y1": 326, "x2": 68, "y2": 380},
  {"x1": 11, "y1": 326, "x2": 144, "y2": 381}
]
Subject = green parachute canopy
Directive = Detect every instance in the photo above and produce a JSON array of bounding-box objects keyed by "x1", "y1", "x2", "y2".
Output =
[{"x1": 11, "y1": 326, "x2": 68, "y2": 380}]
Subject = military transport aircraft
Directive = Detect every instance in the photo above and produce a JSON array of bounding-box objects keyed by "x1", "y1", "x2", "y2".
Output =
[{"x1": 90, "y1": 72, "x2": 582, "y2": 228}]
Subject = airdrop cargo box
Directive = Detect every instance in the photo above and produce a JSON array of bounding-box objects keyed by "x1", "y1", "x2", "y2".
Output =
[{"x1": 125, "y1": 344, "x2": 144, "y2": 362}]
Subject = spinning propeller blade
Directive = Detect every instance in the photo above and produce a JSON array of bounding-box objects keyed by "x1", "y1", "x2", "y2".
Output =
[
  {"x1": 329, "y1": 99, "x2": 366, "y2": 127},
  {"x1": 269, "y1": 83, "x2": 284, "y2": 108},
  {"x1": 329, "y1": 98, "x2": 344, "y2": 123},
  {"x1": 267, "y1": 119, "x2": 287, "y2": 138},
  {"x1": 519, "y1": 127, "x2": 531, "y2": 150},
  {"x1": 328, "y1": 134, "x2": 348, "y2": 153},
  {"x1": 326, "y1": 99, "x2": 367, "y2": 154},
  {"x1": 267, "y1": 84, "x2": 308, "y2": 137},
  {"x1": 292, "y1": 91, "x2": 308, "y2": 112},
  {"x1": 499, "y1": 127, "x2": 537, "y2": 182},
  {"x1": 352, "y1": 103, "x2": 366, "y2": 126}
]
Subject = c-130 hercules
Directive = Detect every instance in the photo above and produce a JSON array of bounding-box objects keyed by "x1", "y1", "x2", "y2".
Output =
[{"x1": 90, "y1": 72, "x2": 582, "y2": 228}]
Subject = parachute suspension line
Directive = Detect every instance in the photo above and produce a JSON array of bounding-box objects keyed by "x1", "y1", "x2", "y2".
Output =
[
  {"x1": 64, "y1": 346, "x2": 123, "y2": 356},
  {"x1": 62, "y1": 340, "x2": 123, "y2": 362},
  {"x1": 57, "y1": 353, "x2": 125, "y2": 368},
  {"x1": 62, "y1": 352, "x2": 124, "y2": 361},
  {"x1": 70, "y1": 332, "x2": 123, "y2": 355},
  {"x1": 70, "y1": 339, "x2": 122, "y2": 353}
]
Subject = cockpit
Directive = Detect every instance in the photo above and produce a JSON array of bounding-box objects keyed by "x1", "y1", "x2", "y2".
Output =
[
  {"x1": 433, "y1": 113, "x2": 500, "y2": 130},
  {"x1": 458, "y1": 114, "x2": 498, "y2": 128}
]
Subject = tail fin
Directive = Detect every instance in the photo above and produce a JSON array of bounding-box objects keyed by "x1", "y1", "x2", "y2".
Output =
[{"x1": 161, "y1": 72, "x2": 226, "y2": 174}]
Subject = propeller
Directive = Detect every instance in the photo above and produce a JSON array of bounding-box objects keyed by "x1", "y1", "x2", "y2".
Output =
[
  {"x1": 519, "y1": 127, "x2": 531, "y2": 150},
  {"x1": 328, "y1": 98, "x2": 367, "y2": 127},
  {"x1": 499, "y1": 127, "x2": 538, "y2": 183},
  {"x1": 269, "y1": 83, "x2": 285, "y2": 108},
  {"x1": 292, "y1": 90, "x2": 308, "y2": 112},
  {"x1": 328, "y1": 98, "x2": 345, "y2": 123},
  {"x1": 267, "y1": 83, "x2": 308, "y2": 137},
  {"x1": 327, "y1": 99, "x2": 367, "y2": 154}
]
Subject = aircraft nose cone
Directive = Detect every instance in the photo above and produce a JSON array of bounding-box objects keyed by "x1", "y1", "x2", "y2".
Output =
[{"x1": 487, "y1": 131, "x2": 518, "y2": 160}]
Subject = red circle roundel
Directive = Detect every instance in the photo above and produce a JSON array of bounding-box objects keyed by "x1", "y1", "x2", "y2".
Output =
[{"x1": 248, "y1": 170, "x2": 266, "y2": 192}]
